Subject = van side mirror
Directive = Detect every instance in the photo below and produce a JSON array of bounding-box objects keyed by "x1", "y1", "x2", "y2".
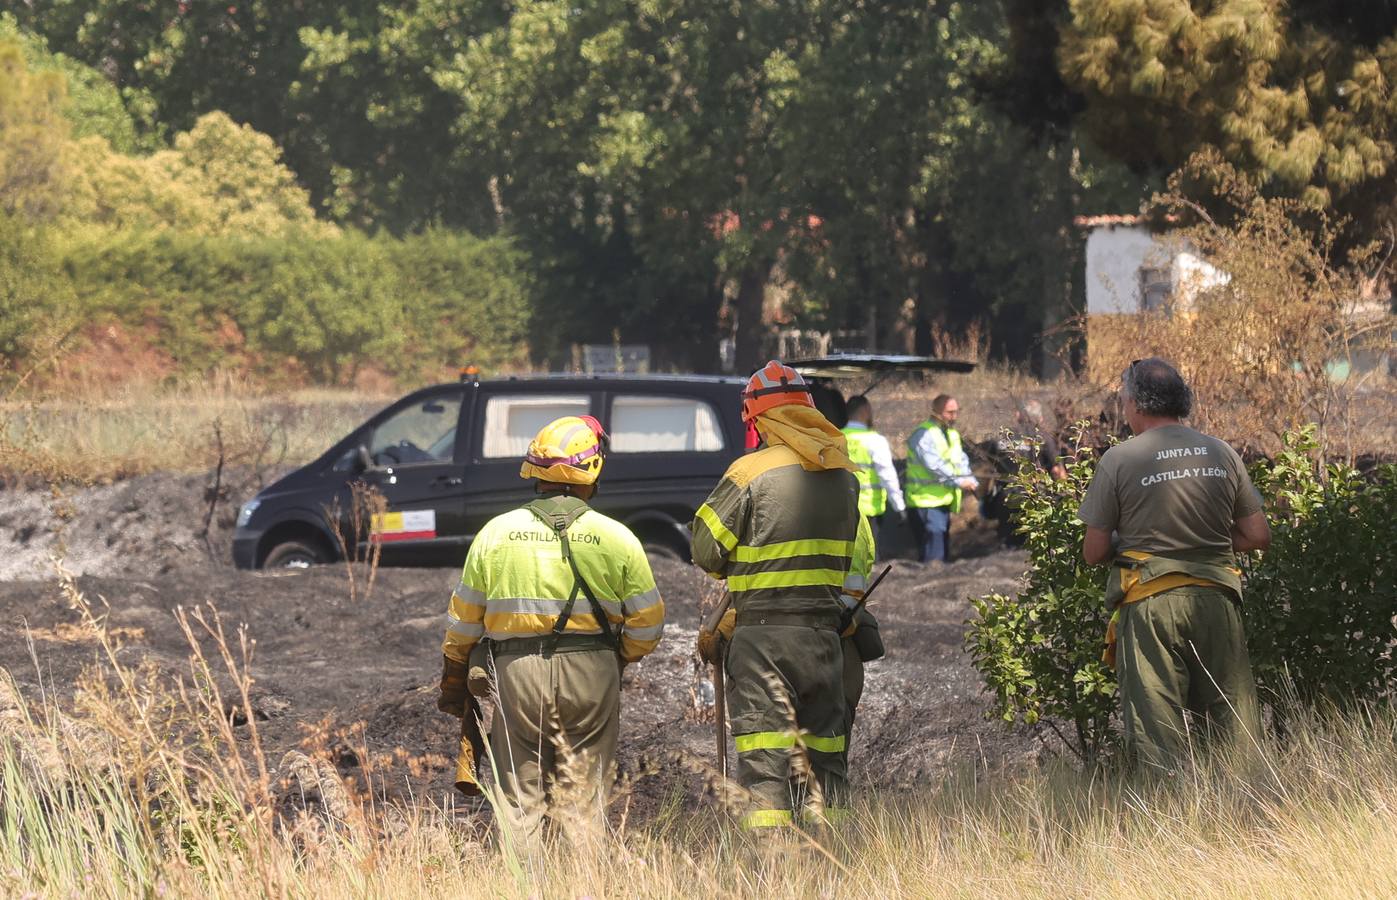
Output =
[{"x1": 357, "y1": 444, "x2": 374, "y2": 471}]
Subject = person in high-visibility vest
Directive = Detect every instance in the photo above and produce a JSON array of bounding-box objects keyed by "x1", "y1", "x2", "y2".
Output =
[
  {"x1": 905, "y1": 394, "x2": 978, "y2": 563},
  {"x1": 841, "y1": 395, "x2": 906, "y2": 553},
  {"x1": 1080, "y1": 358, "x2": 1268, "y2": 771},
  {"x1": 691, "y1": 360, "x2": 862, "y2": 830},
  {"x1": 436, "y1": 415, "x2": 665, "y2": 836}
]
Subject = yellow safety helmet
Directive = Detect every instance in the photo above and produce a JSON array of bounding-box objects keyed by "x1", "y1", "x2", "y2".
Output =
[{"x1": 519, "y1": 415, "x2": 608, "y2": 485}]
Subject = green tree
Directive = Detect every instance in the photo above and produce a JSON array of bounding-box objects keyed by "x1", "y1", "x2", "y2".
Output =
[
  {"x1": 428, "y1": 0, "x2": 1147, "y2": 368},
  {"x1": 967, "y1": 428, "x2": 1118, "y2": 763},
  {"x1": 0, "y1": 38, "x2": 70, "y2": 220},
  {"x1": 1058, "y1": 0, "x2": 1397, "y2": 230},
  {"x1": 0, "y1": 14, "x2": 155, "y2": 154},
  {"x1": 61, "y1": 112, "x2": 327, "y2": 238},
  {"x1": 14, "y1": 1, "x2": 489, "y2": 230},
  {"x1": 0, "y1": 213, "x2": 75, "y2": 374},
  {"x1": 1242, "y1": 428, "x2": 1397, "y2": 708},
  {"x1": 17, "y1": 0, "x2": 1149, "y2": 366}
]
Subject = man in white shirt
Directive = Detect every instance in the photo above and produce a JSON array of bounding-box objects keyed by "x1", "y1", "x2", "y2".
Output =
[{"x1": 840, "y1": 395, "x2": 906, "y2": 554}]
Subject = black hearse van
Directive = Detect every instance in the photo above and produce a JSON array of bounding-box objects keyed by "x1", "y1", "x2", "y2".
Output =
[{"x1": 232, "y1": 356, "x2": 972, "y2": 569}]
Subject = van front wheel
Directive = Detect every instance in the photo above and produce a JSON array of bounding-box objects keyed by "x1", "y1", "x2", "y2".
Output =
[{"x1": 262, "y1": 540, "x2": 329, "y2": 570}]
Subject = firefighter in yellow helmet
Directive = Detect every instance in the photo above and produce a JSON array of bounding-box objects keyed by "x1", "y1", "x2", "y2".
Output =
[
  {"x1": 692, "y1": 360, "x2": 862, "y2": 829},
  {"x1": 436, "y1": 415, "x2": 665, "y2": 836}
]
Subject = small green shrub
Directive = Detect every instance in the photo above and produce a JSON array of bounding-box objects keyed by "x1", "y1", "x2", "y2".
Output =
[
  {"x1": 966, "y1": 426, "x2": 1117, "y2": 763},
  {"x1": 1242, "y1": 426, "x2": 1397, "y2": 707}
]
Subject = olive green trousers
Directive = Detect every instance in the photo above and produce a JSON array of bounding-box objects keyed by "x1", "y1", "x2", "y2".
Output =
[
  {"x1": 1117, "y1": 585, "x2": 1261, "y2": 772},
  {"x1": 489, "y1": 648, "x2": 620, "y2": 837},
  {"x1": 725, "y1": 624, "x2": 848, "y2": 827},
  {"x1": 838, "y1": 636, "x2": 864, "y2": 809}
]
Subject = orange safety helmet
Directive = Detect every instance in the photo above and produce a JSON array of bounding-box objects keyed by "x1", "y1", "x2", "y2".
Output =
[
  {"x1": 740, "y1": 359, "x2": 815, "y2": 423},
  {"x1": 519, "y1": 415, "x2": 609, "y2": 485}
]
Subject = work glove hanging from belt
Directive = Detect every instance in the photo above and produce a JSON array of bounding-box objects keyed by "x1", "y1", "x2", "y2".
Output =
[
  {"x1": 696, "y1": 628, "x2": 723, "y2": 666},
  {"x1": 697, "y1": 606, "x2": 734, "y2": 665},
  {"x1": 437, "y1": 655, "x2": 471, "y2": 717}
]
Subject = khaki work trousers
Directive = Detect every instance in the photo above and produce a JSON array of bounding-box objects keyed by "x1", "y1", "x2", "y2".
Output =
[
  {"x1": 1117, "y1": 585, "x2": 1261, "y2": 772},
  {"x1": 489, "y1": 647, "x2": 620, "y2": 838},
  {"x1": 725, "y1": 624, "x2": 848, "y2": 827}
]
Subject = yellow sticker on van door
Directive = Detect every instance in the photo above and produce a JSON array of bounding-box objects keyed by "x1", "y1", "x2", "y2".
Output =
[{"x1": 371, "y1": 510, "x2": 437, "y2": 542}]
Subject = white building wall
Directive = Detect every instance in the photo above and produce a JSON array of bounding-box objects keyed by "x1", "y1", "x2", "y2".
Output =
[
  {"x1": 1171, "y1": 250, "x2": 1230, "y2": 309},
  {"x1": 1082, "y1": 224, "x2": 1176, "y2": 314}
]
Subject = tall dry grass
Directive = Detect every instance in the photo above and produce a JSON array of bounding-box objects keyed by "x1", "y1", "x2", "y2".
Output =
[
  {"x1": 4, "y1": 565, "x2": 1396, "y2": 898},
  {"x1": 0, "y1": 361, "x2": 1062, "y2": 485},
  {"x1": 0, "y1": 376, "x2": 391, "y2": 482}
]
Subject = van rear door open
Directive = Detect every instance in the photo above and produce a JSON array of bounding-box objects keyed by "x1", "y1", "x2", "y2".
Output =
[{"x1": 787, "y1": 353, "x2": 977, "y2": 427}]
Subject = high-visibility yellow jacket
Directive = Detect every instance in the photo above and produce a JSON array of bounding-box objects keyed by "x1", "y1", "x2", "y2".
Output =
[
  {"x1": 905, "y1": 419, "x2": 968, "y2": 512},
  {"x1": 690, "y1": 443, "x2": 862, "y2": 616},
  {"x1": 843, "y1": 513, "x2": 876, "y2": 605},
  {"x1": 842, "y1": 427, "x2": 888, "y2": 517},
  {"x1": 442, "y1": 498, "x2": 665, "y2": 664}
]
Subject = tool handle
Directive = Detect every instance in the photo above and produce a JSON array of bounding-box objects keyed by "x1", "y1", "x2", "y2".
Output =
[
  {"x1": 713, "y1": 659, "x2": 728, "y2": 779},
  {"x1": 840, "y1": 563, "x2": 893, "y2": 633}
]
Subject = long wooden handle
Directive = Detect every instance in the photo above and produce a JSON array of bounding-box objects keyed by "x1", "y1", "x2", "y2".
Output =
[{"x1": 713, "y1": 659, "x2": 728, "y2": 779}]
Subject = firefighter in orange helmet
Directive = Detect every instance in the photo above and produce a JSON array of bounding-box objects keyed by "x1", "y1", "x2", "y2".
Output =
[{"x1": 692, "y1": 361, "x2": 863, "y2": 829}]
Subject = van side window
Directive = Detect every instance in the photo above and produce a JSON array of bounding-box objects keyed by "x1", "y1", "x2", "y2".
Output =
[
  {"x1": 610, "y1": 395, "x2": 725, "y2": 453},
  {"x1": 482, "y1": 394, "x2": 591, "y2": 458},
  {"x1": 370, "y1": 395, "x2": 462, "y2": 465}
]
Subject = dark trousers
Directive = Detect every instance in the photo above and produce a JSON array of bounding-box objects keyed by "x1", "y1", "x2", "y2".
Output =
[
  {"x1": 917, "y1": 506, "x2": 951, "y2": 562},
  {"x1": 726, "y1": 624, "x2": 848, "y2": 826}
]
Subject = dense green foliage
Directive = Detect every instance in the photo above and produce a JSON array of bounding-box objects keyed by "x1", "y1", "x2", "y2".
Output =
[
  {"x1": 0, "y1": 38, "x2": 69, "y2": 220},
  {"x1": 969, "y1": 425, "x2": 1397, "y2": 766},
  {"x1": 437, "y1": 1, "x2": 1147, "y2": 368},
  {"x1": 966, "y1": 429, "x2": 1116, "y2": 763},
  {"x1": 0, "y1": 36, "x2": 529, "y2": 385},
  {"x1": 4, "y1": 3, "x2": 1394, "y2": 379},
  {"x1": 63, "y1": 111, "x2": 328, "y2": 237},
  {"x1": 1242, "y1": 428, "x2": 1397, "y2": 706},
  {"x1": 1055, "y1": 0, "x2": 1397, "y2": 236},
  {"x1": 9, "y1": 1, "x2": 1154, "y2": 374},
  {"x1": 0, "y1": 213, "x2": 75, "y2": 366},
  {"x1": 0, "y1": 15, "x2": 154, "y2": 154},
  {"x1": 56, "y1": 228, "x2": 529, "y2": 383}
]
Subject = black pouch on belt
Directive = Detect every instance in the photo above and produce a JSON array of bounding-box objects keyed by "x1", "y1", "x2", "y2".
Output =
[{"x1": 849, "y1": 607, "x2": 885, "y2": 662}]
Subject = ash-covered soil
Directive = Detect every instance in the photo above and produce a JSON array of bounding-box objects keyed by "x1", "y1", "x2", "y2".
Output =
[{"x1": 0, "y1": 473, "x2": 1041, "y2": 817}]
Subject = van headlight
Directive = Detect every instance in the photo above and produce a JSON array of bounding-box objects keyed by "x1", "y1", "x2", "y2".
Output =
[{"x1": 236, "y1": 499, "x2": 261, "y2": 528}]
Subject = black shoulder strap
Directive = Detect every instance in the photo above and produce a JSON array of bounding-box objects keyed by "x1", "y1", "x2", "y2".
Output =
[{"x1": 525, "y1": 499, "x2": 619, "y2": 652}]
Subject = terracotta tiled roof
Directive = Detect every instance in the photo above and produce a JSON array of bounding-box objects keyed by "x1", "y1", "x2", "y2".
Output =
[{"x1": 1073, "y1": 214, "x2": 1142, "y2": 227}]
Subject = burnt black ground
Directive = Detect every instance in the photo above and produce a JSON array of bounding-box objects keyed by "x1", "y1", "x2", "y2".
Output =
[{"x1": 0, "y1": 473, "x2": 1042, "y2": 819}]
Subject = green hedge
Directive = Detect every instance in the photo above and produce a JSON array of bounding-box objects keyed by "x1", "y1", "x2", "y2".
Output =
[{"x1": 51, "y1": 227, "x2": 530, "y2": 383}]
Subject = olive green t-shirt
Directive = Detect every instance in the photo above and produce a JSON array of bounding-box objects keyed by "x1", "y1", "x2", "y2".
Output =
[{"x1": 1078, "y1": 424, "x2": 1262, "y2": 561}]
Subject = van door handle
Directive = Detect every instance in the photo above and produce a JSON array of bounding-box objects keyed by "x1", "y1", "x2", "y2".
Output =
[{"x1": 434, "y1": 475, "x2": 464, "y2": 487}]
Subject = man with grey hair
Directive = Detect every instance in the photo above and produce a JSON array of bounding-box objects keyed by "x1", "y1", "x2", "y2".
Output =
[
  {"x1": 1015, "y1": 399, "x2": 1066, "y2": 481},
  {"x1": 1078, "y1": 358, "x2": 1270, "y2": 771}
]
